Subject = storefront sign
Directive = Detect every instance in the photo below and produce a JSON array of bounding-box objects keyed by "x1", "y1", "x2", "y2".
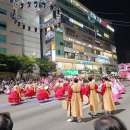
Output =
[
  {"x1": 104, "y1": 33, "x2": 109, "y2": 39},
  {"x1": 69, "y1": 18, "x2": 83, "y2": 28},
  {"x1": 80, "y1": 61, "x2": 92, "y2": 65},
  {"x1": 107, "y1": 25, "x2": 114, "y2": 32},
  {"x1": 65, "y1": 69, "x2": 78, "y2": 76},
  {"x1": 70, "y1": 0, "x2": 88, "y2": 13}
]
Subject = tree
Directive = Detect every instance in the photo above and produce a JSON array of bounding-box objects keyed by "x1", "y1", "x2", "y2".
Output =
[
  {"x1": 83, "y1": 67, "x2": 91, "y2": 73},
  {"x1": 6, "y1": 55, "x2": 21, "y2": 76},
  {"x1": 36, "y1": 56, "x2": 56, "y2": 76},
  {"x1": 18, "y1": 55, "x2": 36, "y2": 78},
  {"x1": 0, "y1": 54, "x2": 20, "y2": 75}
]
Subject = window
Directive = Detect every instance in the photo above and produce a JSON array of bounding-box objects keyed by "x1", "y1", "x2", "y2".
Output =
[
  {"x1": 91, "y1": 49, "x2": 95, "y2": 53},
  {"x1": 0, "y1": 21, "x2": 7, "y2": 30},
  {"x1": 66, "y1": 27, "x2": 75, "y2": 36},
  {"x1": 0, "y1": 47, "x2": 6, "y2": 54},
  {"x1": 58, "y1": 50, "x2": 60, "y2": 54},
  {"x1": 0, "y1": 8, "x2": 7, "y2": 15},
  {"x1": 65, "y1": 42, "x2": 72, "y2": 48},
  {"x1": 0, "y1": 34, "x2": 7, "y2": 43},
  {"x1": 96, "y1": 50, "x2": 100, "y2": 55},
  {"x1": 60, "y1": 42, "x2": 64, "y2": 46}
]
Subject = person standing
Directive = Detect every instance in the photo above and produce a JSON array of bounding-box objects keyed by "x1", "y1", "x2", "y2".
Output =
[
  {"x1": 86, "y1": 77, "x2": 99, "y2": 117},
  {"x1": 67, "y1": 78, "x2": 83, "y2": 123},
  {"x1": 99, "y1": 77, "x2": 116, "y2": 115}
]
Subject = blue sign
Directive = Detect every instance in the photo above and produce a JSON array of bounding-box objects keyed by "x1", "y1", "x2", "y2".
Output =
[{"x1": 80, "y1": 61, "x2": 92, "y2": 65}]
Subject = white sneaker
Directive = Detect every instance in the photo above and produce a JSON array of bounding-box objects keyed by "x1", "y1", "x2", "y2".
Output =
[
  {"x1": 67, "y1": 118, "x2": 73, "y2": 122},
  {"x1": 77, "y1": 118, "x2": 82, "y2": 123}
]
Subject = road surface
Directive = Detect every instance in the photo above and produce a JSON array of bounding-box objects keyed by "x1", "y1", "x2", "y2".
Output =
[{"x1": 0, "y1": 81, "x2": 130, "y2": 130}]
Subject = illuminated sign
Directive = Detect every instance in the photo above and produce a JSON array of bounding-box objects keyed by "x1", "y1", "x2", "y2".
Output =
[
  {"x1": 98, "y1": 55, "x2": 109, "y2": 60},
  {"x1": 97, "y1": 33, "x2": 102, "y2": 37},
  {"x1": 96, "y1": 30, "x2": 102, "y2": 37},
  {"x1": 52, "y1": 50, "x2": 56, "y2": 61},
  {"x1": 69, "y1": 18, "x2": 83, "y2": 28},
  {"x1": 69, "y1": 1, "x2": 114, "y2": 32},
  {"x1": 51, "y1": 42, "x2": 55, "y2": 50},
  {"x1": 65, "y1": 69, "x2": 78, "y2": 76},
  {"x1": 107, "y1": 25, "x2": 114, "y2": 32},
  {"x1": 88, "y1": 16, "x2": 95, "y2": 23},
  {"x1": 80, "y1": 61, "x2": 92, "y2": 65},
  {"x1": 73, "y1": 44, "x2": 85, "y2": 51},
  {"x1": 104, "y1": 33, "x2": 109, "y2": 39},
  {"x1": 101, "y1": 21, "x2": 107, "y2": 27},
  {"x1": 70, "y1": 0, "x2": 88, "y2": 13},
  {"x1": 96, "y1": 17, "x2": 102, "y2": 23}
]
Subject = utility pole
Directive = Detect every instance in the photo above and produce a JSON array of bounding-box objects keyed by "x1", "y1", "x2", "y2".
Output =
[{"x1": 40, "y1": 16, "x2": 44, "y2": 59}]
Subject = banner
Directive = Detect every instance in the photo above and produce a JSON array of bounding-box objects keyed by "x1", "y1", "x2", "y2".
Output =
[{"x1": 64, "y1": 69, "x2": 78, "y2": 76}]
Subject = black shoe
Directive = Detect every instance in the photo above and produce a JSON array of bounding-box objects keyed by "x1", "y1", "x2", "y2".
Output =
[{"x1": 88, "y1": 112, "x2": 93, "y2": 117}]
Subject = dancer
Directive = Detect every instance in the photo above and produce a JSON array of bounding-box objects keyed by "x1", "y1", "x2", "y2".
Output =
[
  {"x1": 115, "y1": 77, "x2": 126, "y2": 94},
  {"x1": 99, "y1": 77, "x2": 116, "y2": 115},
  {"x1": 24, "y1": 83, "x2": 36, "y2": 98},
  {"x1": 54, "y1": 79, "x2": 65, "y2": 99},
  {"x1": 37, "y1": 83, "x2": 50, "y2": 102},
  {"x1": 8, "y1": 84, "x2": 21, "y2": 105},
  {"x1": 109, "y1": 77, "x2": 120, "y2": 103},
  {"x1": 86, "y1": 77, "x2": 99, "y2": 117},
  {"x1": 67, "y1": 78, "x2": 84, "y2": 122}
]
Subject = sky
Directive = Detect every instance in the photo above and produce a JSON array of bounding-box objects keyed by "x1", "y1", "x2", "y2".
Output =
[{"x1": 79, "y1": 0, "x2": 130, "y2": 63}]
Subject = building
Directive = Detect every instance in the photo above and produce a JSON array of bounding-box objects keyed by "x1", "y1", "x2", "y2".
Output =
[
  {"x1": 0, "y1": 0, "x2": 117, "y2": 75},
  {"x1": 0, "y1": 0, "x2": 40, "y2": 57},
  {"x1": 45, "y1": 0, "x2": 117, "y2": 74}
]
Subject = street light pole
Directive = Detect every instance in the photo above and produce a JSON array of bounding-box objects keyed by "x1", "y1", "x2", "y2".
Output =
[{"x1": 40, "y1": 16, "x2": 46, "y2": 59}]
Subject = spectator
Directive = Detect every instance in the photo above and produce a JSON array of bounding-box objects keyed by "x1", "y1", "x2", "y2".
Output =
[
  {"x1": 0, "y1": 112, "x2": 13, "y2": 130},
  {"x1": 94, "y1": 115, "x2": 127, "y2": 130}
]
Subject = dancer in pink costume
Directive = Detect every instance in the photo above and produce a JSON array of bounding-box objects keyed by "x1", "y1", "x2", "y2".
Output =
[
  {"x1": 110, "y1": 78, "x2": 120, "y2": 103},
  {"x1": 114, "y1": 77, "x2": 125, "y2": 95},
  {"x1": 116, "y1": 78, "x2": 126, "y2": 94},
  {"x1": 37, "y1": 84, "x2": 50, "y2": 102},
  {"x1": 54, "y1": 79, "x2": 65, "y2": 99}
]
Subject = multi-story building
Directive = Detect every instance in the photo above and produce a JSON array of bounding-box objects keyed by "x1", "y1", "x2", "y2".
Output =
[
  {"x1": 45, "y1": 0, "x2": 117, "y2": 74},
  {"x1": 0, "y1": 0, "x2": 117, "y2": 75},
  {"x1": 0, "y1": 0, "x2": 40, "y2": 57}
]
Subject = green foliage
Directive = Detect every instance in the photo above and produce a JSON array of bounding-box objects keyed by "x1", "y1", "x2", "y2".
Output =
[
  {"x1": 36, "y1": 56, "x2": 56, "y2": 76},
  {"x1": 0, "y1": 54, "x2": 56, "y2": 77},
  {"x1": 0, "y1": 54, "x2": 20, "y2": 75},
  {"x1": 17, "y1": 55, "x2": 36, "y2": 77}
]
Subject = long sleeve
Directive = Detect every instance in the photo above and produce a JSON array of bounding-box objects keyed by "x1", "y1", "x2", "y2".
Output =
[
  {"x1": 68, "y1": 86, "x2": 73, "y2": 100},
  {"x1": 80, "y1": 86, "x2": 85, "y2": 101},
  {"x1": 100, "y1": 83, "x2": 106, "y2": 95},
  {"x1": 95, "y1": 84, "x2": 98, "y2": 92},
  {"x1": 86, "y1": 85, "x2": 90, "y2": 97}
]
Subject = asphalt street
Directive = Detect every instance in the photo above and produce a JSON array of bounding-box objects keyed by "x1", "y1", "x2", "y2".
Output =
[{"x1": 0, "y1": 81, "x2": 130, "y2": 130}]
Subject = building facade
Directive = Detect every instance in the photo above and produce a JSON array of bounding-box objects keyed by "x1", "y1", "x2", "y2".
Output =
[
  {"x1": 0, "y1": 0, "x2": 117, "y2": 74},
  {"x1": 45, "y1": 0, "x2": 117, "y2": 74},
  {"x1": 0, "y1": 0, "x2": 40, "y2": 57}
]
